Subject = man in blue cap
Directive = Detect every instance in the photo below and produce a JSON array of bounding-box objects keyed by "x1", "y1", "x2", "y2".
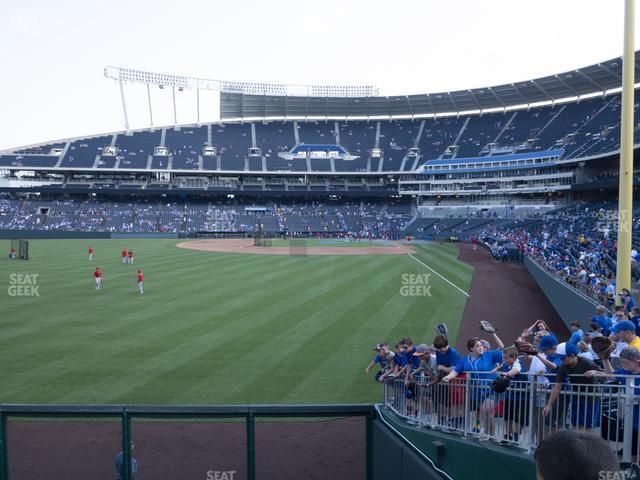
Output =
[
  {"x1": 613, "y1": 320, "x2": 640, "y2": 351},
  {"x1": 543, "y1": 342, "x2": 603, "y2": 430}
]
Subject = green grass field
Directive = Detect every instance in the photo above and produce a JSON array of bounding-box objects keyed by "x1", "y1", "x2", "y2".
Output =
[{"x1": 0, "y1": 239, "x2": 472, "y2": 405}]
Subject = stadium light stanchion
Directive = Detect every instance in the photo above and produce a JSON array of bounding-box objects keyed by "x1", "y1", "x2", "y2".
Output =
[
  {"x1": 172, "y1": 86, "x2": 178, "y2": 128},
  {"x1": 0, "y1": 412, "x2": 7, "y2": 480},
  {"x1": 246, "y1": 411, "x2": 255, "y2": 480},
  {"x1": 616, "y1": 0, "x2": 635, "y2": 295},
  {"x1": 122, "y1": 408, "x2": 132, "y2": 480},
  {"x1": 196, "y1": 88, "x2": 201, "y2": 126},
  {"x1": 118, "y1": 78, "x2": 130, "y2": 132},
  {"x1": 146, "y1": 84, "x2": 154, "y2": 129}
]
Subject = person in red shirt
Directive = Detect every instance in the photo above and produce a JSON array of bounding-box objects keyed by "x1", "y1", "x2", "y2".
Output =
[
  {"x1": 128, "y1": 249, "x2": 134, "y2": 264},
  {"x1": 471, "y1": 236, "x2": 478, "y2": 251},
  {"x1": 121, "y1": 247, "x2": 127, "y2": 264},
  {"x1": 137, "y1": 270, "x2": 144, "y2": 295},
  {"x1": 94, "y1": 267, "x2": 103, "y2": 291},
  {"x1": 9, "y1": 247, "x2": 16, "y2": 259},
  {"x1": 88, "y1": 246, "x2": 94, "y2": 261}
]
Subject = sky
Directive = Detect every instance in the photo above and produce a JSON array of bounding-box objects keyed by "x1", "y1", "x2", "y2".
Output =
[{"x1": 0, "y1": 0, "x2": 638, "y2": 150}]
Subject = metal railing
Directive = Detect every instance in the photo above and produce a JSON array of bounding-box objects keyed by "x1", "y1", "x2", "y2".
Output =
[{"x1": 383, "y1": 373, "x2": 640, "y2": 462}]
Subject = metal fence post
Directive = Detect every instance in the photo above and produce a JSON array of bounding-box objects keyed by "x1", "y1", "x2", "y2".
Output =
[
  {"x1": 463, "y1": 375, "x2": 470, "y2": 437},
  {"x1": 366, "y1": 412, "x2": 373, "y2": 480},
  {"x1": 122, "y1": 409, "x2": 131, "y2": 480},
  {"x1": 247, "y1": 411, "x2": 255, "y2": 480},
  {"x1": 622, "y1": 377, "x2": 635, "y2": 463},
  {"x1": 0, "y1": 412, "x2": 7, "y2": 480},
  {"x1": 526, "y1": 379, "x2": 536, "y2": 452}
]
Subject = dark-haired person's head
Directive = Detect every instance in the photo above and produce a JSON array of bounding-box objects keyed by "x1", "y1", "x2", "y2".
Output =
[
  {"x1": 433, "y1": 335, "x2": 449, "y2": 351},
  {"x1": 589, "y1": 322, "x2": 602, "y2": 332},
  {"x1": 570, "y1": 321, "x2": 581, "y2": 331},
  {"x1": 534, "y1": 430, "x2": 619, "y2": 480},
  {"x1": 466, "y1": 337, "x2": 483, "y2": 355}
]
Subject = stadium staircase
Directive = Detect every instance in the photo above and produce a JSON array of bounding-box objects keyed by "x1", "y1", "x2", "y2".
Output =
[
  {"x1": 535, "y1": 104, "x2": 567, "y2": 144},
  {"x1": 54, "y1": 142, "x2": 70, "y2": 168},
  {"x1": 564, "y1": 96, "x2": 621, "y2": 159},
  {"x1": 447, "y1": 116, "x2": 470, "y2": 159},
  {"x1": 488, "y1": 111, "x2": 518, "y2": 154}
]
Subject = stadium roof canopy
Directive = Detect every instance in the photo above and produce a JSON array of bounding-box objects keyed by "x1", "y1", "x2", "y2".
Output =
[{"x1": 221, "y1": 51, "x2": 640, "y2": 120}]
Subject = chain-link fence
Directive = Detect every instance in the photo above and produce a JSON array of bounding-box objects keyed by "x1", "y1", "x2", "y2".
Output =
[{"x1": 0, "y1": 405, "x2": 373, "y2": 480}]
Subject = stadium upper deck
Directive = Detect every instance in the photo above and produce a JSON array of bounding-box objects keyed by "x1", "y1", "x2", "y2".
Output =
[{"x1": 0, "y1": 54, "x2": 638, "y2": 198}]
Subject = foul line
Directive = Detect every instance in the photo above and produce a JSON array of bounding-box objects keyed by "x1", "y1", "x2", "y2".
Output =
[{"x1": 407, "y1": 253, "x2": 470, "y2": 298}]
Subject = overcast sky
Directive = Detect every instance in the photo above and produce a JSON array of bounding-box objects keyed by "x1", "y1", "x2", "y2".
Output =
[{"x1": 0, "y1": 0, "x2": 638, "y2": 150}]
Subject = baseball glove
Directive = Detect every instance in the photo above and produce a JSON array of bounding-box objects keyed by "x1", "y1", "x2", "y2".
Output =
[
  {"x1": 515, "y1": 340, "x2": 538, "y2": 355},
  {"x1": 479, "y1": 320, "x2": 497, "y2": 333},
  {"x1": 435, "y1": 323, "x2": 449, "y2": 337},
  {"x1": 591, "y1": 336, "x2": 616, "y2": 360},
  {"x1": 490, "y1": 375, "x2": 511, "y2": 394}
]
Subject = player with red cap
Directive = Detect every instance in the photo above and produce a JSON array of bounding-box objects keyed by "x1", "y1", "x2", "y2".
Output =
[
  {"x1": 137, "y1": 270, "x2": 144, "y2": 295},
  {"x1": 94, "y1": 267, "x2": 103, "y2": 291}
]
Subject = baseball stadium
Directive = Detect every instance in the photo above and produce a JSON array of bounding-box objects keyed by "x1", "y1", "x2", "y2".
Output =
[{"x1": 3, "y1": 2, "x2": 640, "y2": 479}]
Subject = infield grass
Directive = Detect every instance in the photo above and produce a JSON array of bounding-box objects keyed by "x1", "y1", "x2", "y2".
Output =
[{"x1": 0, "y1": 239, "x2": 472, "y2": 405}]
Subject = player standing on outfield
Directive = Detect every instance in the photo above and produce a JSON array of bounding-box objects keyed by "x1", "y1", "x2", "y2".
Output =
[
  {"x1": 88, "y1": 246, "x2": 94, "y2": 261},
  {"x1": 94, "y1": 267, "x2": 103, "y2": 291},
  {"x1": 128, "y1": 249, "x2": 134, "y2": 264},
  {"x1": 9, "y1": 247, "x2": 16, "y2": 259},
  {"x1": 137, "y1": 270, "x2": 144, "y2": 295},
  {"x1": 121, "y1": 247, "x2": 127, "y2": 264}
]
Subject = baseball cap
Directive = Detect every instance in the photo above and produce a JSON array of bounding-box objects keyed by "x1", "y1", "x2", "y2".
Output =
[
  {"x1": 372, "y1": 343, "x2": 384, "y2": 351},
  {"x1": 538, "y1": 335, "x2": 558, "y2": 351},
  {"x1": 479, "y1": 339, "x2": 491, "y2": 349},
  {"x1": 564, "y1": 342, "x2": 578, "y2": 356},
  {"x1": 413, "y1": 344, "x2": 430, "y2": 356},
  {"x1": 613, "y1": 320, "x2": 636, "y2": 333}
]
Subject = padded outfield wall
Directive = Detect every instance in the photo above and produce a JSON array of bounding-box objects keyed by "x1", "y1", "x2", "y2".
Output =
[{"x1": 524, "y1": 256, "x2": 601, "y2": 330}]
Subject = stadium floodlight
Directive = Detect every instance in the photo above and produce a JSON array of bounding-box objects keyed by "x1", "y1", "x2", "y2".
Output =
[{"x1": 104, "y1": 65, "x2": 379, "y2": 130}]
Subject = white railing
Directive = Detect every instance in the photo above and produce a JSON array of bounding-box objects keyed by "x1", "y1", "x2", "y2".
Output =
[{"x1": 382, "y1": 372, "x2": 640, "y2": 462}]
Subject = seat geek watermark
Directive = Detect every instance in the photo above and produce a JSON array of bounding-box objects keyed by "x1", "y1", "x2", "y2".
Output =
[
  {"x1": 206, "y1": 471, "x2": 236, "y2": 480},
  {"x1": 599, "y1": 470, "x2": 633, "y2": 480},
  {"x1": 8, "y1": 273, "x2": 40, "y2": 297},
  {"x1": 400, "y1": 273, "x2": 432, "y2": 297}
]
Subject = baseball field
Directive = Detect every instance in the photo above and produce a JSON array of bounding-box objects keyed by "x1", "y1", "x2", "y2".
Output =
[{"x1": 0, "y1": 238, "x2": 472, "y2": 405}]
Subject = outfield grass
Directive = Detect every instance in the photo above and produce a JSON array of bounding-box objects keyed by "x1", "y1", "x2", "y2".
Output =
[{"x1": 0, "y1": 239, "x2": 472, "y2": 405}]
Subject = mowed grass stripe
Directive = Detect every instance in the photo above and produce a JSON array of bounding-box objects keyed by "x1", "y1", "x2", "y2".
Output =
[
  {"x1": 38, "y1": 255, "x2": 370, "y2": 403},
  {"x1": 2, "y1": 255, "x2": 342, "y2": 401},
  {"x1": 283, "y1": 254, "x2": 470, "y2": 403},
  {"x1": 101, "y1": 256, "x2": 396, "y2": 403},
  {"x1": 202, "y1": 256, "x2": 402, "y2": 403}
]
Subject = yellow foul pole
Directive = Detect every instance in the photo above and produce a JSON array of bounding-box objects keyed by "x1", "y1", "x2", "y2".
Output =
[{"x1": 616, "y1": 0, "x2": 635, "y2": 295}]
